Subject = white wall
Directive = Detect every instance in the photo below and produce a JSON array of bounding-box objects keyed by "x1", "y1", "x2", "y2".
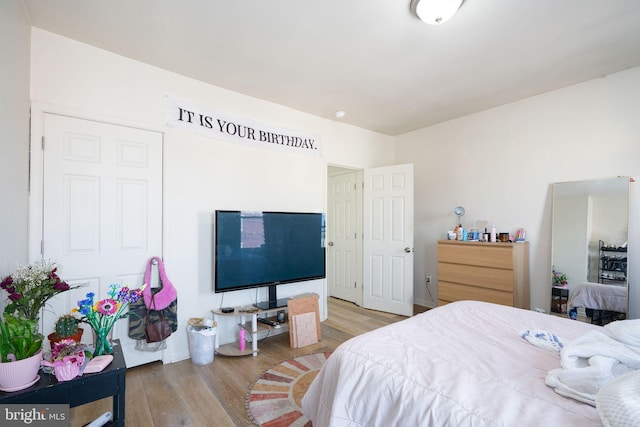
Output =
[
  {"x1": 29, "y1": 29, "x2": 395, "y2": 361},
  {"x1": 0, "y1": 1, "x2": 30, "y2": 279},
  {"x1": 396, "y1": 66, "x2": 640, "y2": 311}
]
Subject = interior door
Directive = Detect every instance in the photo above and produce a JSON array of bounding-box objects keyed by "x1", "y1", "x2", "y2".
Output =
[
  {"x1": 362, "y1": 164, "x2": 414, "y2": 316},
  {"x1": 41, "y1": 113, "x2": 163, "y2": 368},
  {"x1": 327, "y1": 170, "x2": 360, "y2": 303}
]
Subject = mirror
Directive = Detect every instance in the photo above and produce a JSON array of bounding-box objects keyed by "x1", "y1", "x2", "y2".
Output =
[{"x1": 551, "y1": 177, "x2": 630, "y2": 321}]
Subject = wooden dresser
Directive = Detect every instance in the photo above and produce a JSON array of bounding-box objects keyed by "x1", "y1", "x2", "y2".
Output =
[{"x1": 437, "y1": 240, "x2": 530, "y2": 309}]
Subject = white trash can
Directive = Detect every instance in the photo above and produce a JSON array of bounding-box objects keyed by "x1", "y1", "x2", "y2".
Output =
[{"x1": 187, "y1": 319, "x2": 216, "y2": 365}]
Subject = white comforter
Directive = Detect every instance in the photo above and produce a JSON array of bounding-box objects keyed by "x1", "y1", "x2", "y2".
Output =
[{"x1": 302, "y1": 300, "x2": 602, "y2": 427}]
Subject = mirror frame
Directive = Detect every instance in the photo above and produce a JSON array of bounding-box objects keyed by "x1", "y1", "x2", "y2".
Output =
[{"x1": 551, "y1": 177, "x2": 631, "y2": 316}]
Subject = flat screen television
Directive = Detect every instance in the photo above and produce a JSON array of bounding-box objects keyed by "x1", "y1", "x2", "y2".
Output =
[{"x1": 214, "y1": 210, "x2": 326, "y2": 309}]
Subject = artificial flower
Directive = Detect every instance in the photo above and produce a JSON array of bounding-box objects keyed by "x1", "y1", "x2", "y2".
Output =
[{"x1": 74, "y1": 283, "x2": 145, "y2": 355}]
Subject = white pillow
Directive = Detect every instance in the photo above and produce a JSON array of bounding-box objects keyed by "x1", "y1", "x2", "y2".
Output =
[{"x1": 596, "y1": 369, "x2": 640, "y2": 427}]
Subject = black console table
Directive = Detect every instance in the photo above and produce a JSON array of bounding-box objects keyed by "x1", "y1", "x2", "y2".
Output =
[{"x1": 0, "y1": 339, "x2": 126, "y2": 426}]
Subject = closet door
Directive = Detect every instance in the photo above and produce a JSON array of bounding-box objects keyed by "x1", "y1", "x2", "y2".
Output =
[{"x1": 41, "y1": 113, "x2": 164, "y2": 367}]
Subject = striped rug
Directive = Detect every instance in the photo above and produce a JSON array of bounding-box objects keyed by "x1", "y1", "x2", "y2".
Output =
[{"x1": 246, "y1": 352, "x2": 331, "y2": 427}]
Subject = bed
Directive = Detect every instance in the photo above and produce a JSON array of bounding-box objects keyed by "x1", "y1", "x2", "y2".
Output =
[
  {"x1": 302, "y1": 300, "x2": 604, "y2": 426},
  {"x1": 568, "y1": 282, "x2": 627, "y2": 324}
]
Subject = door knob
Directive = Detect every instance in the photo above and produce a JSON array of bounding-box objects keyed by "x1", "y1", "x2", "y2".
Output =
[
  {"x1": 404, "y1": 247, "x2": 412, "y2": 253},
  {"x1": 328, "y1": 242, "x2": 334, "y2": 246}
]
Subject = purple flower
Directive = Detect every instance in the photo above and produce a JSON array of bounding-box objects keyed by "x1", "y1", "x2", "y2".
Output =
[
  {"x1": 117, "y1": 287, "x2": 130, "y2": 301},
  {"x1": 129, "y1": 289, "x2": 143, "y2": 303},
  {"x1": 53, "y1": 280, "x2": 70, "y2": 291},
  {"x1": 1, "y1": 276, "x2": 12, "y2": 289},
  {"x1": 8, "y1": 293, "x2": 21, "y2": 301}
]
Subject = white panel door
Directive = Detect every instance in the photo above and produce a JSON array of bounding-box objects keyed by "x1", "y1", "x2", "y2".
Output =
[
  {"x1": 327, "y1": 171, "x2": 359, "y2": 303},
  {"x1": 363, "y1": 164, "x2": 414, "y2": 316},
  {"x1": 41, "y1": 113, "x2": 163, "y2": 367}
]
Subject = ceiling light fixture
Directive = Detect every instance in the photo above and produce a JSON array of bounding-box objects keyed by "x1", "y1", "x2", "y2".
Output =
[
  {"x1": 334, "y1": 110, "x2": 346, "y2": 119},
  {"x1": 410, "y1": 0, "x2": 464, "y2": 25}
]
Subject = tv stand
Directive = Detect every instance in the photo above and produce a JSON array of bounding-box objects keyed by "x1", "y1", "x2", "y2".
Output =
[
  {"x1": 212, "y1": 304, "x2": 289, "y2": 357},
  {"x1": 254, "y1": 297, "x2": 290, "y2": 310},
  {"x1": 211, "y1": 293, "x2": 318, "y2": 357}
]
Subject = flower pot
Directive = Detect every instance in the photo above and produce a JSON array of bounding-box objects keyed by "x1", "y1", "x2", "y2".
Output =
[
  {"x1": 0, "y1": 350, "x2": 43, "y2": 392},
  {"x1": 48, "y1": 328, "x2": 84, "y2": 349},
  {"x1": 41, "y1": 352, "x2": 85, "y2": 382}
]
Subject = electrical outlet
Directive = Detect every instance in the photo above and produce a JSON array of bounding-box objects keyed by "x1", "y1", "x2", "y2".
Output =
[{"x1": 425, "y1": 274, "x2": 431, "y2": 285}]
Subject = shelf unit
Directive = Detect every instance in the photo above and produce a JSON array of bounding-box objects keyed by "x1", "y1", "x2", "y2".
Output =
[
  {"x1": 598, "y1": 240, "x2": 627, "y2": 284},
  {"x1": 211, "y1": 306, "x2": 289, "y2": 357},
  {"x1": 551, "y1": 286, "x2": 569, "y2": 313}
]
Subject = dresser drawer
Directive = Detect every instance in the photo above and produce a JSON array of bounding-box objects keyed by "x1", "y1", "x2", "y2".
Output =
[
  {"x1": 438, "y1": 262, "x2": 513, "y2": 292},
  {"x1": 438, "y1": 242, "x2": 513, "y2": 269},
  {"x1": 438, "y1": 281, "x2": 514, "y2": 306}
]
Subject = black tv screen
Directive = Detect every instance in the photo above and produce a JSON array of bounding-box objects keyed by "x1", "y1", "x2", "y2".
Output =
[{"x1": 214, "y1": 211, "x2": 326, "y2": 296}]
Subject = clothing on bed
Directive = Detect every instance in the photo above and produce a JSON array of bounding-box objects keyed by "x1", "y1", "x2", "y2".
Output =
[
  {"x1": 545, "y1": 319, "x2": 640, "y2": 406},
  {"x1": 302, "y1": 300, "x2": 602, "y2": 427},
  {"x1": 521, "y1": 329, "x2": 565, "y2": 354}
]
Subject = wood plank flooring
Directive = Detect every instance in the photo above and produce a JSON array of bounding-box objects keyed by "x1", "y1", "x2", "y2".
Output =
[{"x1": 70, "y1": 298, "x2": 426, "y2": 426}]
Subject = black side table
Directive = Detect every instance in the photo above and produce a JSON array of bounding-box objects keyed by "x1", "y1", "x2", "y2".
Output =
[
  {"x1": 551, "y1": 287, "x2": 569, "y2": 313},
  {"x1": 0, "y1": 339, "x2": 126, "y2": 426}
]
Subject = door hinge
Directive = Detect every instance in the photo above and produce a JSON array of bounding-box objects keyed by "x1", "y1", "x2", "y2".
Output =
[
  {"x1": 41, "y1": 136, "x2": 45, "y2": 150},
  {"x1": 40, "y1": 240, "x2": 44, "y2": 256}
]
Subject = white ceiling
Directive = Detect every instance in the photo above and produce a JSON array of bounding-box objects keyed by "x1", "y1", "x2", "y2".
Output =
[{"x1": 22, "y1": 0, "x2": 640, "y2": 136}]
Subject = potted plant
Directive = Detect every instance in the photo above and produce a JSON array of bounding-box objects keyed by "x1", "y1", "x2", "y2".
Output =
[
  {"x1": 552, "y1": 268, "x2": 568, "y2": 288},
  {"x1": 41, "y1": 339, "x2": 86, "y2": 382},
  {"x1": 48, "y1": 314, "x2": 83, "y2": 348},
  {"x1": 0, "y1": 314, "x2": 44, "y2": 391},
  {"x1": 0, "y1": 259, "x2": 79, "y2": 391}
]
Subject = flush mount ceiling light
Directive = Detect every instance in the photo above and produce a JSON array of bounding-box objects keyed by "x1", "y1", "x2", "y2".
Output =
[
  {"x1": 411, "y1": 0, "x2": 464, "y2": 25},
  {"x1": 334, "y1": 110, "x2": 346, "y2": 119}
]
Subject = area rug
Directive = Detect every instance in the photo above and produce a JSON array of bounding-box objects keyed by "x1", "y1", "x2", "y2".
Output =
[{"x1": 246, "y1": 352, "x2": 331, "y2": 427}]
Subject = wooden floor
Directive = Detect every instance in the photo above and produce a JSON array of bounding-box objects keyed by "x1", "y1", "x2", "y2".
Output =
[{"x1": 71, "y1": 298, "x2": 426, "y2": 426}]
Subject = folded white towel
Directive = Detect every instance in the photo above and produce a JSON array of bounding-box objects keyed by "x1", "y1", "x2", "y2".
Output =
[{"x1": 545, "y1": 319, "x2": 640, "y2": 406}]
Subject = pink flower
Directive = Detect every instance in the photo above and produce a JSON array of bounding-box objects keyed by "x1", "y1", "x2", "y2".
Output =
[{"x1": 95, "y1": 299, "x2": 119, "y2": 315}]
